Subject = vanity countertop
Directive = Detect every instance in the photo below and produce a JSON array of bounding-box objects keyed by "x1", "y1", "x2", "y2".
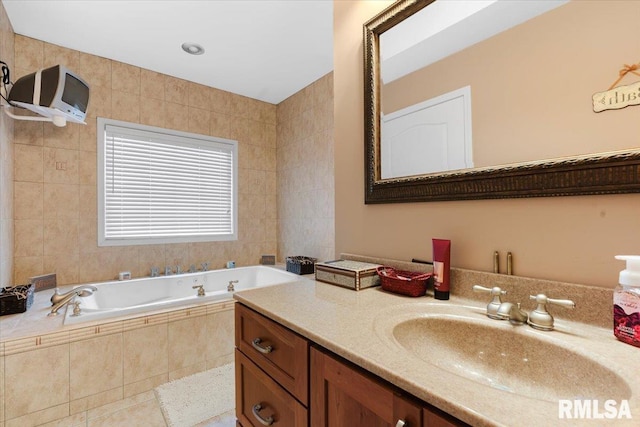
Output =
[{"x1": 234, "y1": 276, "x2": 638, "y2": 427}]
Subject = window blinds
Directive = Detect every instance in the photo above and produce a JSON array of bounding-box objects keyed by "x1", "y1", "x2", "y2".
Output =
[{"x1": 99, "y1": 120, "x2": 237, "y2": 245}]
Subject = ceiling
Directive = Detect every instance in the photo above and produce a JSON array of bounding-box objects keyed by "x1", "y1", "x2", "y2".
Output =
[{"x1": 3, "y1": 0, "x2": 334, "y2": 104}]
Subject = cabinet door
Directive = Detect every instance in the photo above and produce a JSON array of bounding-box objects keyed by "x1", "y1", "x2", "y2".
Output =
[
  {"x1": 236, "y1": 349, "x2": 308, "y2": 427},
  {"x1": 236, "y1": 303, "x2": 309, "y2": 405},
  {"x1": 311, "y1": 347, "x2": 421, "y2": 427},
  {"x1": 423, "y1": 407, "x2": 468, "y2": 427}
]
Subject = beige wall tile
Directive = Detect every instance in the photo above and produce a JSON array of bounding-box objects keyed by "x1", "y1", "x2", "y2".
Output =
[
  {"x1": 188, "y1": 82, "x2": 210, "y2": 109},
  {"x1": 0, "y1": 354, "x2": 4, "y2": 422},
  {"x1": 70, "y1": 334, "x2": 123, "y2": 400},
  {"x1": 167, "y1": 316, "x2": 207, "y2": 371},
  {"x1": 123, "y1": 373, "x2": 168, "y2": 398},
  {"x1": 15, "y1": 35, "x2": 43, "y2": 71},
  {"x1": 123, "y1": 324, "x2": 168, "y2": 384},
  {"x1": 4, "y1": 344, "x2": 69, "y2": 419},
  {"x1": 140, "y1": 69, "x2": 164, "y2": 100},
  {"x1": 14, "y1": 144, "x2": 43, "y2": 182},
  {"x1": 14, "y1": 43, "x2": 279, "y2": 284},
  {"x1": 111, "y1": 91, "x2": 140, "y2": 123},
  {"x1": 139, "y1": 98, "x2": 165, "y2": 128},
  {"x1": 43, "y1": 183, "x2": 79, "y2": 219},
  {"x1": 86, "y1": 84, "x2": 112, "y2": 119},
  {"x1": 165, "y1": 75, "x2": 188, "y2": 105},
  {"x1": 43, "y1": 121, "x2": 79, "y2": 150},
  {"x1": 79, "y1": 53, "x2": 111, "y2": 88},
  {"x1": 78, "y1": 118, "x2": 97, "y2": 152},
  {"x1": 111, "y1": 62, "x2": 140, "y2": 95},
  {"x1": 168, "y1": 361, "x2": 207, "y2": 381},
  {"x1": 14, "y1": 255, "x2": 43, "y2": 284},
  {"x1": 38, "y1": 411, "x2": 86, "y2": 427},
  {"x1": 13, "y1": 120, "x2": 43, "y2": 146},
  {"x1": 43, "y1": 42, "x2": 79, "y2": 70},
  {"x1": 14, "y1": 182, "x2": 43, "y2": 220},
  {"x1": 205, "y1": 308, "x2": 234, "y2": 362},
  {"x1": 43, "y1": 147, "x2": 78, "y2": 184},
  {"x1": 14, "y1": 219, "x2": 43, "y2": 257},
  {"x1": 164, "y1": 101, "x2": 189, "y2": 132},
  {"x1": 188, "y1": 107, "x2": 210, "y2": 135}
]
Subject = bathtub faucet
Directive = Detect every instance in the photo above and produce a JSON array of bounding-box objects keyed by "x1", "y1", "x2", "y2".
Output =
[
  {"x1": 201, "y1": 262, "x2": 209, "y2": 272},
  {"x1": 150, "y1": 267, "x2": 159, "y2": 277},
  {"x1": 48, "y1": 286, "x2": 97, "y2": 317}
]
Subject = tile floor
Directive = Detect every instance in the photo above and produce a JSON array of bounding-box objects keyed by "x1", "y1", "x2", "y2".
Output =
[{"x1": 37, "y1": 390, "x2": 236, "y2": 427}]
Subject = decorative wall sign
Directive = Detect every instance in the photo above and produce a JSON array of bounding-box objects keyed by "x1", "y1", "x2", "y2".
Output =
[{"x1": 593, "y1": 63, "x2": 640, "y2": 113}]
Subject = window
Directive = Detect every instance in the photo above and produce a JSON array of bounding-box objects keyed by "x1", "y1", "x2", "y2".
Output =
[{"x1": 97, "y1": 118, "x2": 238, "y2": 246}]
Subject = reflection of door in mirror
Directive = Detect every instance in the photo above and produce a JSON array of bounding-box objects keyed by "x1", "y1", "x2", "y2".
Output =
[{"x1": 381, "y1": 86, "x2": 472, "y2": 178}]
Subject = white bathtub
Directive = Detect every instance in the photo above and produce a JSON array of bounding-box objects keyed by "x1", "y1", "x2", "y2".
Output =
[{"x1": 63, "y1": 266, "x2": 301, "y2": 324}]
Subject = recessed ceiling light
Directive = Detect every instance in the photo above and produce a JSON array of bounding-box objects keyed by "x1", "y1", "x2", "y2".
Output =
[{"x1": 181, "y1": 42, "x2": 205, "y2": 55}]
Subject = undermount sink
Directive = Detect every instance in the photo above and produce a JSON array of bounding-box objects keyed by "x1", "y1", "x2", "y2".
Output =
[{"x1": 378, "y1": 304, "x2": 631, "y2": 403}]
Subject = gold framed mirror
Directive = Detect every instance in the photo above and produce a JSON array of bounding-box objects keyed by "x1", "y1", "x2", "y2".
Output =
[{"x1": 364, "y1": 0, "x2": 640, "y2": 203}]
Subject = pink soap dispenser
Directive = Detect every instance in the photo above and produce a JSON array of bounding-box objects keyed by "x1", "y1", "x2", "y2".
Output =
[{"x1": 614, "y1": 255, "x2": 640, "y2": 348}]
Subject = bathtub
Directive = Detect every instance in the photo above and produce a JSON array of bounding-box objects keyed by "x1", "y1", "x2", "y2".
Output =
[{"x1": 63, "y1": 265, "x2": 302, "y2": 325}]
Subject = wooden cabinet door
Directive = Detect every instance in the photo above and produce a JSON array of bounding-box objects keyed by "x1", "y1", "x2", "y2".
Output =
[
  {"x1": 311, "y1": 347, "x2": 422, "y2": 427},
  {"x1": 423, "y1": 407, "x2": 468, "y2": 427},
  {"x1": 236, "y1": 349, "x2": 308, "y2": 427},
  {"x1": 236, "y1": 303, "x2": 309, "y2": 405}
]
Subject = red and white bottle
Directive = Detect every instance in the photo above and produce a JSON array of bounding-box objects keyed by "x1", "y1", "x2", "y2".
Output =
[{"x1": 614, "y1": 255, "x2": 640, "y2": 348}]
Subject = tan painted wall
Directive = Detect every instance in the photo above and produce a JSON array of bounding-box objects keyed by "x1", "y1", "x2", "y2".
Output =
[
  {"x1": 382, "y1": 0, "x2": 640, "y2": 167},
  {"x1": 334, "y1": 0, "x2": 640, "y2": 288},
  {"x1": 0, "y1": 0, "x2": 14, "y2": 287}
]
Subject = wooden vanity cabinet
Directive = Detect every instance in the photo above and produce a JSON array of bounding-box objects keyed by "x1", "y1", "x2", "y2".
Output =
[{"x1": 235, "y1": 303, "x2": 466, "y2": 427}]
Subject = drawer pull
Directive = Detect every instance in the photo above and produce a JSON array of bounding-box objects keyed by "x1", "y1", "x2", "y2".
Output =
[
  {"x1": 395, "y1": 420, "x2": 407, "y2": 427},
  {"x1": 252, "y1": 338, "x2": 273, "y2": 354},
  {"x1": 252, "y1": 403, "x2": 275, "y2": 426}
]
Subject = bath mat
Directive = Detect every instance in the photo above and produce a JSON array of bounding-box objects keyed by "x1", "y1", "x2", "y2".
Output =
[{"x1": 155, "y1": 363, "x2": 235, "y2": 427}]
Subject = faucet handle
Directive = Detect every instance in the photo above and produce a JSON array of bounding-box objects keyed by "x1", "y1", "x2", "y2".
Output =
[
  {"x1": 473, "y1": 285, "x2": 506, "y2": 319},
  {"x1": 528, "y1": 294, "x2": 575, "y2": 331},
  {"x1": 529, "y1": 294, "x2": 576, "y2": 309},
  {"x1": 473, "y1": 285, "x2": 506, "y2": 296}
]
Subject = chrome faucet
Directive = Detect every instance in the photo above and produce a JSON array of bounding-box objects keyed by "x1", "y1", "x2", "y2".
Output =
[
  {"x1": 150, "y1": 266, "x2": 159, "y2": 277},
  {"x1": 49, "y1": 286, "x2": 97, "y2": 317},
  {"x1": 496, "y1": 302, "x2": 528, "y2": 325},
  {"x1": 227, "y1": 280, "x2": 238, "y2": 292}
]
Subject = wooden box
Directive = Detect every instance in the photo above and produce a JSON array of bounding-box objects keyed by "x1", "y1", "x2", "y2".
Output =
[{"x1": 314, "y1": 260, "x2": 382, "y2": 291}]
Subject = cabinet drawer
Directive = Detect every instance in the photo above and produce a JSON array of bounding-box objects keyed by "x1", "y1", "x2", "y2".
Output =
[
  {"x1": 235, "y1": 304, "x2": 309, "y2": 405},
  {"x1": 236, "y1": 349, "x2": 308, "y2": 427}
]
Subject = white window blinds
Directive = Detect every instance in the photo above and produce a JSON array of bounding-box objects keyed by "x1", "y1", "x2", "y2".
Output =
[{"x1": 98, "y1": 119, "x2": 238, "y2": 246}]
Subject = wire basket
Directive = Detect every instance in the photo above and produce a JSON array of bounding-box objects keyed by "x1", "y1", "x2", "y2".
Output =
[
  {"x1": 0, "y1": 283, "x2": 35, "y2": 316},
  {"x1": 376, "y1": 266, "x2": 432, "y2": 297},
  {"x1": 286, "y1": 256, "x2": 317, "y2": 275}
]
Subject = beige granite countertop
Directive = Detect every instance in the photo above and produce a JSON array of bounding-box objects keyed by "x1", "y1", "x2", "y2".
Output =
[{"x1": 234, "y1": 276, "x2": 639, "y2": 427}]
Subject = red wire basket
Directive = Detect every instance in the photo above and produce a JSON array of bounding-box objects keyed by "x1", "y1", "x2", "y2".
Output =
[{"x1": 376, "y1": 266, "x2": 432, "y2": 297}]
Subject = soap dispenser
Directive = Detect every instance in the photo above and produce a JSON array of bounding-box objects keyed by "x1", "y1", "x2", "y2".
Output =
[{"x1": 614, "y1": 255, "x2": 640, "y2": 348}]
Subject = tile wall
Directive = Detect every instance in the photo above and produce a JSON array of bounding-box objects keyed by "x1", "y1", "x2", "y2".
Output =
[
  {"x1": 0, "y1": 0, "x2": 14, "y2": 288},
  {"x1": 0, "y1": 301, "x2": 234, "y2": 426},
  {"x1": 12, "y1": 35, "x2": 278, "y2": 285},
  {"x1": 276, "y1": 73, "x2": 335, "y2": 262}
]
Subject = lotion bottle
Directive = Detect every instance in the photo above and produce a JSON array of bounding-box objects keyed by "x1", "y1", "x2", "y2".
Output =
[{"x1": 614, "y1": 255, "x2": 640, "y2": 348}]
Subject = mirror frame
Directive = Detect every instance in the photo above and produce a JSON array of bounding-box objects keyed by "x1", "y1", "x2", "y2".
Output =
[{"x1": 364, "y1": 0, "x2": 640, "y2": 204}]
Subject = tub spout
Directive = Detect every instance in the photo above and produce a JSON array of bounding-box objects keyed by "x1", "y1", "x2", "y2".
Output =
[{"x1": 49, "y1": 286, "x2": 97, "y2": 317}]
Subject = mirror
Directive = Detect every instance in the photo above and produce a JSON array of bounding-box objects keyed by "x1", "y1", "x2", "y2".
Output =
[{"x1": 364, "y1": 0, "x2": 640, "y2": 203}]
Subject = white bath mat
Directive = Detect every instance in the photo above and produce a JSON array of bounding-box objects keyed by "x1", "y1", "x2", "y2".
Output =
[{"x1": 155, "y1": 363, "x2": 235, "y2": 427}]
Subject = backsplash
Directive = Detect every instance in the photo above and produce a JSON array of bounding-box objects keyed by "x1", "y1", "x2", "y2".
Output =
[
  {"x1": 343, "y1": 253, "x2": 612, "y2": 329},
  {"x1": 12, "y1": 35, "x2": 279, "y2": 285}
]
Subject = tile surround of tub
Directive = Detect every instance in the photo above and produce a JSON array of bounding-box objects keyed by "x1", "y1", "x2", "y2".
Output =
[
  {"x1": 276, "y1": 72, "x2": 335, "y2": 263},
  {"x1": 13, "y1": 35, "x2": 278, "y2": 285},
  {"x1": 0, "y1": 298, "x2": 236, "y2": 425}
]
